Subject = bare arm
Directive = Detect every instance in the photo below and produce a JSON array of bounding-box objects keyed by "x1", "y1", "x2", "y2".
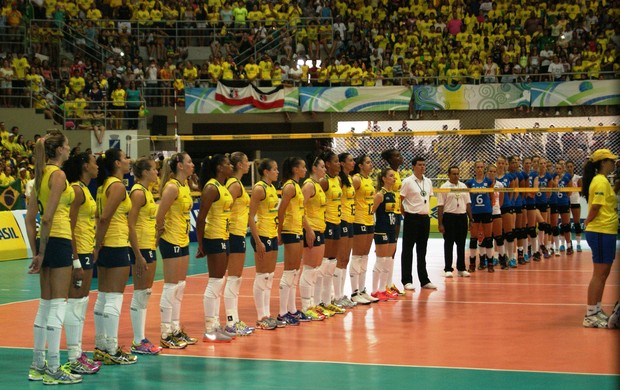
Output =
[
  {"x1": 128, "y1": 189, "x2": 147, "y2": 273},
  {"x1": 301, "y1": 181, "x2": 316, "y2": 247},
  {"x1": 195, "y1": 183, "x2": 218, "y2": 258},
  {"x1": 95, "y1": 181, "x2": 127, "y2": 256},
  {"x1": 155, "y1": 182, "x2": 178, "y2": 241},
  {"x1": 248, "y1": 184, "x2": 266, "y2": 260},
  {"x1": 277, "y1": 182, "x2": 294, "y2": 244}
]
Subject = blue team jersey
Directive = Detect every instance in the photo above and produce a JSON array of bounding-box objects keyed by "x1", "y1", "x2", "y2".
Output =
[
  {"x1": 375, "y1": 188, "x2": 397, "y2": 234},
  {"x1": 526, "y1": 171, "x2": 538, "y2": 205},
  {"x1": 535, "y1": 172, "x2": 552, "y2": 205},
  {"x1": 496, "y1": 173, "x2": 514, "y2": 208},
  {"x1": 556, "y1": 172, "x2": 572, "y2": 206},
  {"x1": 548, "y1": 173, "x2": 559, "y2": 205},
  {"x1": 513, "y1": 171, "x2": 526, "y2": 206},
  {"x1": 466, "y1": 177, "x2": 493, "y2": 214}
]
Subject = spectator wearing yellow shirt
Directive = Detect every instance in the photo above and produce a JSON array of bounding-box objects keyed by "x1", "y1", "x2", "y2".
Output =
[
  {"x1": 11, "y1": 53, "x2": 29, "y2": 107},
  {"x1": 258, "y1": 55, "x2": 273, "y2": 87},
  {"x1": 183, "y1": 60, "x2": 198, "y2": 88},
  {"x1": 348, "y1": 60, "x2": 364, "y2": 86},
  {"x1": 243, "y1": 57, "x2": 260, "y2": 83},
  {"x1": 86, "y1": 3, "x2": 102, "y2": 21},
  {"x1": 0, "y1": 164, "x2": 15, "y2": 186},
  {"x1": 208, "y1": 57, "x2": 223, "y2": 85},
  {"x1": 468, "y1": 58, "x2": 483, "y2": 84},
  {"x1": 110, "y1": 81, "x2": 126, "y2": 130},
  {"x1": 271, "y1": 62, "x2": 283, "y2": 86},
  {"x1": 221, "y1": 55, "x2": 238, "y2": 81},
  {"x1": 69, "y1": 71, "x2": 86, "y2": 94}
]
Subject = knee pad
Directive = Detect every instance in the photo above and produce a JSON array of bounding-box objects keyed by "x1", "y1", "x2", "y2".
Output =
[
  {"x1": 300, "y1": 266, "x2": 317, "y2": 288},
  {"x1": 504, "y1": 231, "x2": 515, "y2": 243},
  {"x1": 48, "y1": 298, "x2": 67, "y2": 329},
  {"x1": 359, "y1": 255, "x2": 369, "y2": 273},
  {"x1": 518, "y1": 228, "x2": 528, "y2": 240},
  {"x1": 64, "y1": 298, "x2": 82, "y2": 326},
  {"x1": 373, "y1": 257, "x2": 389, "y2": 273},
  {"x1": 205, "y1": 278, "x2": 224, "y2": 300},
  {"x1": 349, "y1": 255, "x2": 362, "y2": 275},
  {"x1": 561, "y1": 223, "x2": 571, "y2": 234},
  {"x1": 494, "y1": 235, "x2": 504, "y2": 247},
  {"x1": 552, "y1": 226, "x2": 560, "y2": 236},
  {"x1": 280, "y1": 270, "x2": 295, "y2": 289},
  {"x1": 103, "y1": 292, "x2": 124, "y2": 318},
  {"x1": 528, "y1": 226, "x2": 537, "y2": 238},
  {"x1": 482, "y1": 237, "x2": 494, "y2": 248},
  {"x1": 254, "y1": 273, "x2": 270, "y2": 291},
  {"x1": 160, "y1": 283, "x2": 176, "y2": 310},
  {"x1": 224, "y1": 276, "x2": 242, "y2": 299},
  {"x1": 544, "y1": 223, "x2": 553, "y2": 235},
  {"x1": 132, "y1": 288, "x2": 151, "y2": 310},
  {"x1": 574, "y1": 223, "x2": 582, "y2": 234},
  {"x1": 266, "y1": 272, "x2": 274, "y2": 290},
  {"x1": 469, "y1": 238, "x2": 478, "y2": 249},
  {"x1": 175, "y1": 280, "x2": 186, "y2": 300},
  {"x1": 35, "y1": 299, "x2": 51, "y2": 328}
]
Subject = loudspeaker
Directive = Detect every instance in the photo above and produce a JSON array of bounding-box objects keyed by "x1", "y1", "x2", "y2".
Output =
[{"x1": 151, "y1": 115, "x2": 167, "y2": 135}]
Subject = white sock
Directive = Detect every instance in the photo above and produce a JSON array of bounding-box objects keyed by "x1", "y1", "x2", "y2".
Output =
[
  {"x1": 359, "y1": 255, "x2": 369, "y2": 291},
  {"x1": 386, "y1": 255, "x2": 395, "y2": 287},
  {"x1": 131, "y1": 289, "x2": 151, "y2": 344},
  {"x1": 203, "y1": 277, "x2": 224, "y2": 319},
  {"x1": 263, "y1": 272, "x2": 274, "y2": 318},
  {"x1": 253, "y1": 273, "x2": 268, "y2": 319},
  {"x1": 321, "y1": 259, "x2": 336, "y2": 304},
  {"x1": 333, "y1": 267, "x2": 344, "y2": 300},
  {"x1": 538, "y1": 229, "x2": 545, "y2": 248},
  {"x1": 576, "y1": 235, "x2": 581, "y2": 245},
  {"x1": 497, "y1": 244, "x2": 505, "y2": 256},
  {"x1": 288, "y1": 269, "x2": 300, "y2": 314},
  {"x1": 349, "y1": 255, "x2": 362, "y2": 293},
  {"x1": 553, "y1": 235, "x2": 560, "y2": 251},
  {"x1": 299, "y1": 265, "x2": 316, "y2": 311},
  {"x1": 94, "y1": 293, "x2": 106, "y2": 349},
  {"x1": 279, "y1": 270, "x2": 295, "y2": 316},
  {"x1": 586, "y1": 304, "x2": 598, "y2": 316},
  {"x1": 160, "y1": 283, "x2": 176, "y2": 338},
  {"x1": 314, "y1": 259, "x2": 328, "y2": 305},
  {"x1": 560, "y1": 236, "x2": 566, "y2": 247},
  {"x1": 32, "y1": 299, "x2": 50, "y2": 368},
  {"x1": 172, "y1": 280, "x2": 186, "y2": 333},
  {"x1": 64, "y1": 298, "x2": 82, "y2": 361},
  {"x1": 379, "y1": 257, "x2": 391, "y2": 291},
  {"x1": 46, "y1": 298, "x2": 67, "y2": 372},
  {"x1": 103, "y1": 292, "x2": 123, "y2": 353},
  {"x1": 531, "y1": 236, "x2": 538, "y2": 253},
  {"x1": 76, "y1": 296, "x2": 88, "y2": 355},
  {"x1": 505, "y1": 241, "x2": 514, "y2": 259},
  {"x1": 372, "y1": 258, "x2": 381, "y2": 293},
  {"x1": 224, "y1": 276, "x2": 241, "y2": 326}
]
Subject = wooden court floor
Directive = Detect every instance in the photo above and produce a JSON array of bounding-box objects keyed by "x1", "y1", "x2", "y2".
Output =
[{"x1": 0, "y1": 238, "x2": 618, "y2": 389}]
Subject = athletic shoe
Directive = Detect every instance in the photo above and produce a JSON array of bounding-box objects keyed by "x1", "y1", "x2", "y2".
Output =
[
  {"x1": 277, "y1": 313, "x2": 300, "y2": 326},
  {"x1": 314, "y1": 305, "x2": 335, "y2": 318},
  {"x1": 333, "y1": 297, "x2": 351, "y2": 309},
  {"x1": 268, "y1": 316, "x2": 287, "y2": 328},
  {"x1": 63, "y1": 359, "x2": 99, "y2": 375},
  {"x1": 583, "y1": 312, "x2": 608, "y2": 328},
  {"x1": 322, "y1": 302, "x2": 346, "y2": 314},
  {"x1": 341, "y1": 295, "x2": 358, "y2": 308},
  {"x1": 202, "y1": 328, "x2": 233, "y2": 343},
  {"x1": 554, "y1": 249, "x2": 560, "y2": 257},
  {"x1": 360, "y1": 288, "x2": 379, "y2": 303},
  {"x1": 42, "y1": 367, "x2": 82, "y2": 385},
  {"x1": 103, "y1": 347, "x2": 137, "y2": 365},
  {"x1": 523, "y1": 253, "x2": 530, "y2": 263},
  {"x1": 468, "y1": 263, "x2": 476, "y2": 273},
  {"x1": 78, "y1": 353, "x2": 102, "y2": 369},
  {"x1": 93, "y1": 347, "x2": 107, "y2": 362},
  {"x1": 508, "y1": 259, "x2": 518, "y2": 268},
  {"x1": 422, "y1": 282, "x2": 437, "y2": 289},
  {"x1": 404, "y1": 283, "x2": 416, "y2": 291},
  {"x1": 444, "y1": 271, "x2": 453, "y2": 278},
  {"x1": 492, "y1": 257, "x2": 499, "y2": 266},
  {"x1": 370, "y1": 291, "x2": 389, "y2": 302},
  {"x1": 477, "y1": 257, "x2": 487, "y2": 270},
  {"x1": 256, "y1": 317, "x2": 277, "y2": 330},
  {"x1": 559, "y1": 245, "x2": 566, "y2": 252},
  {"x1": 28, "y1": 362, "x2": 46, "y2": 381},
  {"x1": 608, "y1": 301, "x2": 620, "y2": 329},
  {"x1": 499, "y1": 255, "x2": 508, "y2": 270},
  {"x1": 533, "y1": 252, "x2": 542, "y2": 261},
  {"x1": 527, "y1": 246, "x2": 532, "y2": 258},
  {"x1": 576, "y1": 244, "x2": 582, "y2": 252},
  {"x1": 304, "y1": 308, "x2": 326, "y2": 321},
  {"x1": 548, "y1": 248, "x2": 555, "y2": 257},
  {"x1": 567, "y1": 247, "x2": 574, "y2": 255},
  {"x1": 487, "y1": 263, "x2": 495, "y2": 273},
  {"x1": 160, "y1": 335, "x2": 188, "y2": 349},
  {"x1": 383, "y1": 289, "x2": 399, "y2": 299},
  {"x1": 351, "y1": 292, "x2": 371, "y2": 305},
  {"x1": 238, "y1": 321, "x2": 255, "y2": 333},
  {"x1": 457, "y1": 270, "x2": 470, "y2": 277},
  {"x1": 517, "y1": 249, "x2": 524, "y2": 261},
  {"x1": 174, "y1": 329, "x2": 198, "y2": 345},
  {"x1": 291, "y1": 310, "x2": 312, "y2": 322},
  {"x1": 388, "y1": 284, "x2": 406, "y2": 296},
  {"x1": 131, "y1": 338, "x2": 162, "y2": 355},
  {"x1": 225, "y1": 321, "x2": 254, "y2": 336}
]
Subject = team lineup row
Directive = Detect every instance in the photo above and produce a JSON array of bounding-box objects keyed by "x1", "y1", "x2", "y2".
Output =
[{"x1": 24, "y1": 130, "x2": 618, "y2": 385}]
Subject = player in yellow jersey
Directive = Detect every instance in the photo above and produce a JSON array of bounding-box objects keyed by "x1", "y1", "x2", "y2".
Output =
[
  {"x1": 63, "y1": 151, "x2": 100, "y2": 375},
  {"x1": 196, "y1": 155, "x2": 237, "y2": 342},
  {"x1": 371, "y1": 168, "x2": 399, "y2": 302},
  {"x1": 25, "y1": 131, "x2": 81, "y2": 385},
  {"x1": 249, "y1": 159, "x2": 284, "y2": 329},
  {"x1": 317, "y1": 151, "x2": 346, "y2": 314},
  {"x1": 156, "y1": 152, "x2": 196, "y2": 349},
  {"x1": 335, "y1": 153, "x2": 357, "y2": 307},
  {"x1": 350, "y1": 154, "x2": 379, "y2": 304},
  {"x1": 277, "y1": 157, "x2": 311, "y2": 324},
  {"x1": 301, "y1": 157, "x2": 330, "y2": 320},
  {"x1": 127, "y1": 157, "x2": 162, "y2": 355},
  {"x1": 223, "y1": 152, "x2": 255, "y2": 336},
  {"x1": 380, "y1": 149, "x2": 405, "y2": 296},
  {"x1": 93, "y1": 148, "x2": 136, "y2": 365}
]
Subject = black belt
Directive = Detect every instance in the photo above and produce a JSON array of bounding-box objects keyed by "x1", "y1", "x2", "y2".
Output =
[{"x1": 405, "y1": 213, "x2": 429, "y2": 217}]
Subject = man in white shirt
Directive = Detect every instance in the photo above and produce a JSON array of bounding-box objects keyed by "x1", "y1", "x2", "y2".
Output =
[
  {"x1": 400, "y1": 157, "x2": 436, "y2": 290},
  {"x1": 437, "y1": 166, "x2": 473, "y2": 278}
]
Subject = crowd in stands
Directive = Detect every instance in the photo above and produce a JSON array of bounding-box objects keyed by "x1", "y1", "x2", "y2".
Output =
[
  {"x1": 0, "y1": 0, "x2": 619, "y2": 111},
  {"x1": 0, "y1": 122, "x2": 36, "y2": 202}
]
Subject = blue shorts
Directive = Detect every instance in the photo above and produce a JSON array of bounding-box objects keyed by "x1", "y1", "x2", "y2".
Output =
[
  {"x1": 395, "y1": 214, "x2": 403, "y2": 224},
  {"x1": 250, "y1": 236, "x2": 278, "y2": 252},
  {"x1": 586, "y1": 232, "x2": 617, "y2": 264},
  {"x1": 40, "y1": 237, "x2": 72, "y2": 268},
  {"x1": 129, "y1": 249, "x2": 157, "y2": 264},
  {"x1": 472, "y1": 213, "x2": 492, "y2": 224},
  {"x1": 202, "y1": 238, "x2": 229, "y2": 255},
  {"x1": 303, "y1": 230, "x2": 324, "y2": 248},
  {"x1": 536, "y1": 204, "x2": 548, "y2": 213},
  {"x1": 159, "y1": 238, "x2": 189, "y2": 259},
  {"x1": 340, "y1": 221, "x2": 354, "y2": 238},
  {"x1": 324, "y1": 221, "x2": 341, "y2": 240},
  {"x1": 98, "y1": 246, "x2": 131, "y2": 268},
  {"x1": 353, "y1": 223, "x2": 375, "y2": 235},
  {"x1": 557, "y1": 205, "x2": 570, "y2": 214},
  {"x1": 229, "y1": 234, "x2": 246, "y2": 254},
  {"x1": 374, "y1": 231, "x2": 396, "y2": 244},
  {"x1": 281, "y1": 233, "x2": 303, "y2": 244},
  {"x1": 78, "y1": 253, "x2": 95, "y2": 270}
]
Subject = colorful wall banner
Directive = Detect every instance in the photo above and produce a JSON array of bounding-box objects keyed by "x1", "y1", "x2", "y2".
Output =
[
  {"x1": 299, "y1": 86, "x2": 411, "y2": 112},
  {"x1": 185, "y1": 86, "x2": 299, "y2": 114},
  {"x1": 529, "y1": 80, "x2": 620, "y2": 107},
  {"x1": 0, "y1": 211, "x2": 28, "y2": 261},
  {"x1": 413, "y1": 83, "x2": 530, "y2": 110}
]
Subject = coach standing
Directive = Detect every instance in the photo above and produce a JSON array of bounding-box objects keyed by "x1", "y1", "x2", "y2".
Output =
[
  {"x1": 400, "y1": 157, "x2": 437, "y2": 291},
  {"x1": 437, "y1": 166, "x2": 472, "y2": 278}
]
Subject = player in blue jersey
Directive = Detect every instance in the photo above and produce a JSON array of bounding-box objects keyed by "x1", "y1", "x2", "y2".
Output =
[
  {"x1": 555, "y1": 161, "x2": 575, "y2": 255},
  {"x1": 466, "y1": 161, "x2": 495, "y2": 272}
]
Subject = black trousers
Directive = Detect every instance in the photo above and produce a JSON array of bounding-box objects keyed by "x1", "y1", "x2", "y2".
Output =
[
  {"x1": 401, "y1": 213, "x2": 431, "y2": 286},
  {"x1": 442, "y1": 213, "x2": 469, "y2": 272}
]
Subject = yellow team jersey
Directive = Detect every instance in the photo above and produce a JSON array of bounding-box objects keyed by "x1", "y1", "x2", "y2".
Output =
[
  {"x1": 161, "y1": 179, "x2": 192, "y2": 247},
  {"x1": 353, "y1": 173, "x2": 375, "y2": 226},
  {"x1": 585, "y1": 174, "x2": 618, "y2": 235},
  {"x1": 130, "y1": 183, "x2": 157, "y2": 250},
  {"x1": 281, "y1": 179, "x2": 304, "y2": 235},
  {"x1": 255, "y1": 180, "x2": 279, "y2": 238},
  {"x1": 340, "y1": 176, "x2": 355, "y2": 223},
  {"x1": 305, "y1": 179, "x2": 326, "y2": 232},
  {"x1": 72, "y1": 181, "x2": 96, "y2": 254},
  {"x1": 324, "y1": 175, "x2": 342, "y2": 224},
  {"x1": 97, "y1": 176, "x2": 131, "y2": 247},
  {"x1": 204, "y1": 179, "x2": 234, "y2": 240},
  {"x1": 393, "y1": 170, "x2": 402, "y2": 215},
  {"x1": 38, "y1": 165, "x2": 74, "y2": 240},
  {"x1": 226, "y1": 177, "x2": 250, "y2": 236}
]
